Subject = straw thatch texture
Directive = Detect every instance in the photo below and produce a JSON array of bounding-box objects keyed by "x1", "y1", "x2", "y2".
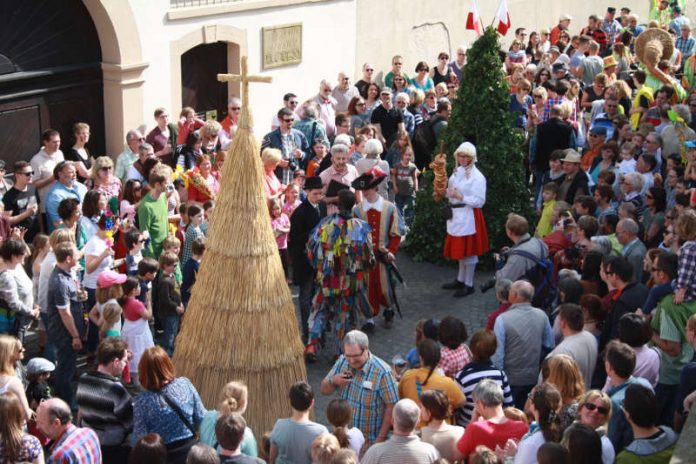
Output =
[{"x1": 173, "y1": 60, "x2": 307, "y2": 435}]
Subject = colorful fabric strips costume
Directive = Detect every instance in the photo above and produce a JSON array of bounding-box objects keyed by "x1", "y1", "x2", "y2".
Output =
[{"x1": 305, "y1": 212, "x2": 375, "y2": 356}]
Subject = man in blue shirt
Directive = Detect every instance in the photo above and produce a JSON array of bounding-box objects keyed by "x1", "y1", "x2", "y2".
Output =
[
  {"x1": 676, "y1": 23, "x2": 696, "y2": 63},
  {"x1": 45, "y1": 161, "x2": 87, "y2": 232}
]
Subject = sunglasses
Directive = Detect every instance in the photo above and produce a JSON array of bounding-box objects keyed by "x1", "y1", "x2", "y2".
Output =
[
  {"x1": 18, "y1": 171, "x2": 34, "y2": 176},
  {"x1": 356, "y1": 102, "x2": 366, "y2": 107},
  {"x1": 583, "y1": 403, "x2": 610, "y2": 415},
  {"x1": 230, "y1": 107, "x2": 241, "y2": 110},
  {"x1": 282, "y1": 119, "x2": 294, "y2": 123},
  {"x1": 366, "y1": 68, "x2": 374, "y2": 72}
]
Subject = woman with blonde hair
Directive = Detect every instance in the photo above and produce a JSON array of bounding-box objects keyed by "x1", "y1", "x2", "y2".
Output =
[
  {"x1": 199, "y1": 380, "x2": 259, "y2": 457},
  {"x1": 311, "y1": 433, "x2": 340, "y2": 464},
  {"x1": 612, "y1": 80, "x2": 633, "y2": 115},
  {"x1": 90, "y1": 155, "x2": 122, "y2": 201},
  {"x1": 0, "y1": 335, "x2": 32, "y2": 420},
  {"x1": 0, "y1": 392, "x2": 44, "y2": 463},
  {"x1": 541, "y1": 354, "x2": 586, "y2": 431},
  {"x1": 261, "y1": 148, "x2": 285, "y2": 201},
  {"x1": 65, "y1": 121, "x2": 93, "y2": 182},
  {"x1": 574, "y1": 390, "x2": 615, "y2": 464}
]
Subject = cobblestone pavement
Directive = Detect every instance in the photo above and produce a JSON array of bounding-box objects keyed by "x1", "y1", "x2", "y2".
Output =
[
  {"x1": 23, "y1": 251, "x2": 496, "y2": 427},
  {"x1": 298, "y1": 250, "x2": 495, "y2": 425}
]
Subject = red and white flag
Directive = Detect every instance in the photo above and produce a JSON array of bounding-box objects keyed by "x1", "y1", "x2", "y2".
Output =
[
  {"x1": 495, "y1": 0, "x2": 511, "y2": 35},
  {"x1": 465, "y1": 0, "x2": 482, "y2": 37}
]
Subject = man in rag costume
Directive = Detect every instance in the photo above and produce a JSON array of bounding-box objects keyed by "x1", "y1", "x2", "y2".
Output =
[{"x1": 304, "y1": 189, "x2": 374, "y2": 361}]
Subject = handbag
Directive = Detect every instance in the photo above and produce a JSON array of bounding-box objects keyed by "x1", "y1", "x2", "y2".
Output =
[{"x1": 443, "y1": 203, "x2": 467, "y2": 221}]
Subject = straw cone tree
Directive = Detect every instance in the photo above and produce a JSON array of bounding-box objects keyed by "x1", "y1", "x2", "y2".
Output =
[
  {"x1": 173, "y1": 57, "x2": 307, "y2": 435},
  {"x1": 405, "y1": 27, "x2": 531, "y2": 263}
]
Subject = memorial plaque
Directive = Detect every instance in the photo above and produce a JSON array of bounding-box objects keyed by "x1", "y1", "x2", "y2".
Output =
[{"x1": 262, "y1": 23, "x2": 302, "y2": 69}]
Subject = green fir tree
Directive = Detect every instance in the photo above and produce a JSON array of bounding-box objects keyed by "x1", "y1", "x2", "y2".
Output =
[{"x1": 404, "y1": 27, "x2": 532, "y2": 264}]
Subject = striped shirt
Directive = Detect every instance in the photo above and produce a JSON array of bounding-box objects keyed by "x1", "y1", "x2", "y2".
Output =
[
  {"x1": 453, "y1": 361, "x2": 513, "y2": 426},
  {"x1": 48, "y1": 424, "x2": 102, "y2": 464},
  {"x1": 76, "y1": 370, "x2": 133, "y2": 447},
  {"x1": 326, "y1": 353, "x2": 399, "y2": 445}
]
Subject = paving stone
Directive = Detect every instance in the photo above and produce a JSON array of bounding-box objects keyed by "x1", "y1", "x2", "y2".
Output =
[{"x1": 298, "y1": 251, "x2": 495, "y2": 425}]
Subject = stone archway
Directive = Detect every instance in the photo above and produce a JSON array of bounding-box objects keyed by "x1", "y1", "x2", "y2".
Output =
[
  {"x1": 170, "y1": 25, "x2": 248, "y2": 118},
  {"x1": 82, "y1": 0, "x2": 148, "y2": 157}
]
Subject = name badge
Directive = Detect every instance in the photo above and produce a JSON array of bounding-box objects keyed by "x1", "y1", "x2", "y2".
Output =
[{"x1": 362, "y1": 380, "x2": 373, "y2": 390}]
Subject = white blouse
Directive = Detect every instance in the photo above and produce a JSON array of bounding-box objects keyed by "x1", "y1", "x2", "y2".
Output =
[{"x1": 446, "y1": 165, "x2": 486, "y2": 237}]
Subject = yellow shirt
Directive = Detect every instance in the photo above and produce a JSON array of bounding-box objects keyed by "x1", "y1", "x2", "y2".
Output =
[
  {"x1": 536, "y1": 199, "x2": 556, "y2": 238},
  {"x1": 398, "y1": 367, "x2": 466, "y2": 428}
]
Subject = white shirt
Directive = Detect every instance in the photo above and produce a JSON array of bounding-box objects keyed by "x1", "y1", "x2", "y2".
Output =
[
  {"x1": 30, "y1": 148, "x2": 64, "y2": 212},
  {"x1": 362, "y1": 195, "x2": 384, "y2": 212},
  {"x1": 82, "y1": 236, "x2": 113, "y2": 289},
  {"x1": 446, "y1": 165, "x2": 486, "y2": 237}
]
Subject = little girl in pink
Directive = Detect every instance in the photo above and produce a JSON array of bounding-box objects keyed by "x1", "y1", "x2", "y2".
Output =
[
  {"x1": 282, "y1": 184, "x2": 302, "y2": 217},
  {"x1": 270, "y1": 198, "x2": 291, "y2": 280},
  {"x1": 119, "y1": 276, "x2": 153, "y2": 385}
]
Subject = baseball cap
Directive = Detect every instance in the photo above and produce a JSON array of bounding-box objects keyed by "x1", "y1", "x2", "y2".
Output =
[{"x1": 97, "y1": 270, "x2": 127, "y2": 289}]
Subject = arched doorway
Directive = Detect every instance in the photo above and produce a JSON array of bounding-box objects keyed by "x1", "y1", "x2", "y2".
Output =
[
  {"x1": 0, "y1": 0, "x2": 104, "y2": 167},
  {"x1": 182, "y1": 42, "x2": 229, "y2": 121}
]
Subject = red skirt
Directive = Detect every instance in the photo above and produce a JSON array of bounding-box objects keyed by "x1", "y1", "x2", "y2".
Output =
[{"x1": 443, "y1": 208, "x2": 490, "y2": 259}]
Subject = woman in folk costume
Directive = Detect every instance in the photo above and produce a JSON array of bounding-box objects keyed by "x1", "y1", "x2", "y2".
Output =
[
  {"x1": 441, "y1": 142, "x2": 489, "y2": 297},
  {"x1": 304, "y1": 189, "x2": 375, "y2": 361},
  {"x1": 352, "y1": 167, "x2": 405, "y2": 331}
]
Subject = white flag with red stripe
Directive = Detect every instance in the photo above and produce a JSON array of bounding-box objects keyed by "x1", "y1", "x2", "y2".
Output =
[
  {"x1": 495, "y1": 0, "x2": 511, "y2": 35},
  {"x1": 465, "y1": 0, "x2": 482, "y2": 37}
]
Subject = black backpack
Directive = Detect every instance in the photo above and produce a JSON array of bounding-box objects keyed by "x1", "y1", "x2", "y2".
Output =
[
  {"x1": 412, "y1": 119, "x2": 436, "y2": 170},
  {"x1": 507, "y1": 240, "x2": 557, "y2": 312}
]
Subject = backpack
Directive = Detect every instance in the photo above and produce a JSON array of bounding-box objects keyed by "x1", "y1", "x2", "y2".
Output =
[
  {"x1": 412, "y1": 118, "x2": 436, "y2": 170},
  {"x1": 507, "y1": 240, "x2": 557, "y2": 312}
]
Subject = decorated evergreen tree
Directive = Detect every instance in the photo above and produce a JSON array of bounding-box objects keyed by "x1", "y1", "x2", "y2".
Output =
[{"x1": 404, "y1": 27, "x2": 532, "y2": 264}]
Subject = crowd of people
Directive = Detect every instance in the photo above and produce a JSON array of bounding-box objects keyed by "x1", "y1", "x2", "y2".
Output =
[{"x1": 3, "y1": 1, "x2": 696, "y2": 463}]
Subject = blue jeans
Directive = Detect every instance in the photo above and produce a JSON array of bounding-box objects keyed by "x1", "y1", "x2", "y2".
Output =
[
  {"x1": 298, "y1": 278, "x2": 315, "y2": 342},
  {"x1": 86, "y1": 288, "x2": 100, "y2": 353},
  {"x1": 53, "y1": 336, "x2": 77, "y2": 410},
  {"x1": 160, "y1": 314, "x2": 180, "y2": 356},
  {"x1": 39, "y1": 312, "x2": 57, "y2": 363}
]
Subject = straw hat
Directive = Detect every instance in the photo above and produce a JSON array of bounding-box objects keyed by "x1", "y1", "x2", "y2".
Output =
[
  {"x1": 560, "y1": 150, "x2": 582, "y2": 163},
  {"x1": 635, "y1": 28, "x2": 674, "y2": 67},
  {"x1": 603, "y1": 55, "x2": 618, "y2": 69}
]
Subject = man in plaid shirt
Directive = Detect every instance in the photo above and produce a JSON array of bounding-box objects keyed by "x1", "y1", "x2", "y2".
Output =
[
  {"x1": 37, "y1": 398, "x2": 102, "y2": 464},
  {"x1": 321, "y1": 330, "x2": 399, "y2": 446},
  {"x1": 676, "y1": 24, "x2": 696, "y2": 63}
]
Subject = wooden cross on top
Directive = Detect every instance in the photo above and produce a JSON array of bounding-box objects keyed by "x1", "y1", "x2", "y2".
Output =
[{"x1": 217, "y1": 56, "x2": 272, "y2": 110}]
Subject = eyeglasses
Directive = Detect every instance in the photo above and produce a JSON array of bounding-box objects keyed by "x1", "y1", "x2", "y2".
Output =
[
  {"x1": 356, "y1": 102, "x2": 366, "y2": 107},
  {"x1": 289, "y1": 101, "x2": 298, "y2": 106},
  {"x1": 18, "y1": 171, "x2": 34, "y2": 176},
  {"x1": 283, "y1": 118, "x2": 294, "y2": 123},
  {"x1": 344, "y1": 350, "x2": 365, "y2": 359},
  {"x1": 583, "y1": 403, "x2": 610, "y2": 415},
  {"x1": 365, "y1": 68, "x2": 374, "y2": 72},
  {"x1": 342, "y1": 77, "x2": 350, "y2": 81}
]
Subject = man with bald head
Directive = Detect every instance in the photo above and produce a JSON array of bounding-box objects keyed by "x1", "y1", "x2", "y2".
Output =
[
  {"x1": 355, "y1": 63, "x2": 375, "y2": 99},
  {"x1": 332, "y1": 71, "x2": 360, "y2": 113},
  {"x1": 361, "y1": 398, "x2": 440, "y2": 463},
  {"x1": 36, "y1": 397, "x2": 102, "y2": 463},
  {"x1": 492, "y1": 280, "x2": 555, "y2": 408}
]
